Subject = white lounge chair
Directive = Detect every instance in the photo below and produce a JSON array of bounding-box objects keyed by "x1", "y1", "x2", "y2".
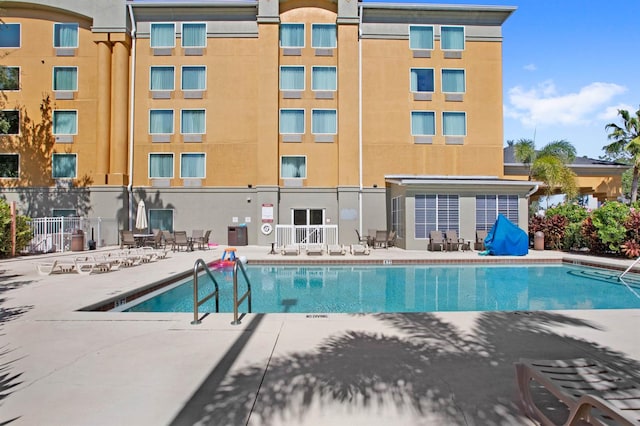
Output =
[
  {"x1": 328, "y1": 244, "x2": 346, "y2": 255},
  {"x1": 305, "y1": 244, "x2": 324, "y2": 255},
  {"x1": 280, "y1": 244, "x2": 300, "y2": 255},
  {"x1": 350, "y1": 244, "x2": 370, "y2": 255},
  {"x1": 36, "y1": 258, "x2": 93, "y2": 275},
  {"x1": 515, "y1": 358, "x2": 640, "y2": 426}
]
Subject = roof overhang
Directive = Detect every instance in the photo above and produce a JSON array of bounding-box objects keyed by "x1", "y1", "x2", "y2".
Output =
[
  {"x1": 504, "y1": 163, "x2": 631, "y2": 177},
  {"x1": 385, "y1": 175, "x2": 541, "y2": 196}
]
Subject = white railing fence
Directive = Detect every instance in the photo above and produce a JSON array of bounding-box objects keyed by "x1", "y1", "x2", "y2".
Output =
[
  {"x1": 27, "y1": 217, "x2": 118, "y2": 253},
  {"x1": 275, "y1": 225, "x2": 338, "y2": 248}
]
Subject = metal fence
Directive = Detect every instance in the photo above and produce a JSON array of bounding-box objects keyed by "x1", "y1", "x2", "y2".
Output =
[
  {"x1": 27, "y1": 217, "x2": 119, "y2": 253},
  {"x1": 275, "y1": 225, "x2": 338, "y2": 248}
]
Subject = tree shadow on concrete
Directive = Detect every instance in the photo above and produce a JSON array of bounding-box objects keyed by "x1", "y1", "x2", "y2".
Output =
[{"x1": 171, "y1": 311, "x2": 640, "y2": 425}]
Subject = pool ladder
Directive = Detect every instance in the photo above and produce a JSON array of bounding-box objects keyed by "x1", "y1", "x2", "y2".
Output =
[
  {"x1": 191, "y1": 258, "x2": 252, "y2": 325},
  {"x1": 619, "y1": 255, "x2": 640, "y2": 282}
]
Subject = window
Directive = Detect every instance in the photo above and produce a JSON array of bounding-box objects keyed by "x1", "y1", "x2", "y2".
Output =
[
  {"x1": 180, "y1": 153, "x2": 205, "y2": 178},
  {"x1": 391, "y1": 196, "x2": 404, "y2": 238},
  {"x1": 0, "y1": 110, "x2": 19, "y2": 135},
  {"x1": 149, "y1": 110, "x2": 174, "y2": 134},
  {"x1": 150, "y1": 23, "x2": 175, "y2": 48},
  {"x1": 441, "y1": 26, "x2": 464, "y2": 50},
  {"x1": 53, "y1": 67, "x2": 78, "y2": 91},
  {"x1": 312, "y1": 24, "x2": 336, "y2": 48},
  {"x1": 0, "y1": 67, "x2": 19, "y2": 90},
  {"x1": 52, "y1": 209, "x2": 76, "y2": 217},
  {"x1": 312, "y1": 66, "x2": 336, "y2": 91},
  {"x1": 279, "y1": 109, "x2": 304, "y2": 134},
  {"x1": 181, "y1": 109, "x2": 205, "y2": 134},
  {"x1": 0, "y1": 154, "x2": 19, "y2": 178},
  {"x1": 149, "y1": 209, "x2": 174, "y2": 232},
  {"x1": 149, "y1": 153, "x2": 174, "y2": 178},
  {"x1": 312, "y1": 109, "x2": 337, "y2": 134},
  {"x1": 410, "y1": 68, "x2": 434, "y2": 93},
  {"x1": 443, "y1": 112, "x2": 466, "y2": 136},
  {"x1": 409, "y1": 25, "x2": 433, "y2": 50},
  {"x1": 52, "y1": 153, "x2": 77, "y2": 179},
  {"x1": 280, "y1": 66, "x2": 304, "y2": 91},
  {"x1": 150, "y1": 66, "x2": 174, "y2": 91},
  {"x1": 181, "y1": 23, "x2": 206, "y2": 48},
  {"x1": 442, "y1": 69, "x2": 465, "y2": 93},
  {"x1": 53, "y1": 110, "x2": 77, "y2": 135},
  {"x1": 411, "y1": 111, "x2": 435, "y2": 136},
  {"x1": 181, "y1": 66, "x2": 206, "y2": 91},
  {"x1": 0, "y1": 23, "x2": 20, "y2": 48},
  {"x1": 476, "y1": 195, "x2": 518, "y2": 230},
  {"x1": 53, "y1": 23, "x2": 78, "y2": 48},
  {"x1": 281, "y1": 156, "x2": 306, "y2": 179},
  {"x1": 415, "y1": 194, "x2": 459, "y2": 239},
  {"x1": 280, "y1": 23, "x2": 304, "y2": 48}
]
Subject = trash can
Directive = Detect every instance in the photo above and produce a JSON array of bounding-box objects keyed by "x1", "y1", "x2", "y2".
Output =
[
  {"x1": 534, "y1": 231, "x2": 544, "y2": 251},
  {"x1": 71, "y1": 229, "x2": 85, "y2": 252},
  {"x1": 228, "y1": 226, "x2": 248, "y2": 246}
]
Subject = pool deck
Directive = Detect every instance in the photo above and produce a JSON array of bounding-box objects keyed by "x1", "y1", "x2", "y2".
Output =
[{"x1": 1, "y1": 245, "x2": 639, "y2": 425}]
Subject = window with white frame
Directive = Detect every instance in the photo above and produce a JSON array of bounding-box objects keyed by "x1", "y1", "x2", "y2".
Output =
[
  {"x1": 181, "y1": 109, "x2": 205, "y2": 134},
  {"x1": 476, "y1": 195, "x2": 518, "y2": 230},
  {"x1": 53, "y1": 67, "x2": 77, "y2": 91},
  {"x1": 52, "y1": 208, "x2": 76, "y2": 217},
  {"x1": 181, "y1": 66, "x2": 206, "y2": 90},
  {"x1": 441, "y1": 26, "x2": 464, "y2": 50},
  {"x1": 410, "y1": 68, "x2": 434, "y2": 93},
  {"x1": 150, "y1": 66, "x2": 174, "y2": 91},
  {"x1": 180, "y1": 153, "x2": 205, "y2": 178},
  {"x1": 442, "y1": 69, "x2": 465, "y2": 93},
  {"x1": 149, "y1": 110, "x2": 174, "y2": 134},
  {"x1": 0, "y1": 110, "x2": 19, "y2": 135},
  {"x1": 279, "y1": 109, "x2": 304, "y2": 134},
  {"x1": 442, "y1": 112, "x2": 466, "y2": 136},
  {"x1": 281, "y1": 156, "x2": 306, "y2": 179},
  {"x1": 181, "y1": 23, "x2": 206, "y2": 48},
  {"x1": 391, "y1": 196, "x2": 404, "y2": 238},
  {"x1": 149, "y1": 153, "x2": 174, "y2": 178},
  {"x1": 0, "y1": 67, "x2": 19, "y2": 90},
  {"x1": 149, "y1": 209, "x2": 174, "y2": 232},
  {"x1": 0, "y1": 154, "x2": 19, "y2": 178},
  {"x1": 280, "y1": 23, "x2": 304, "y2": 48},
  {"x1": 280, "y1": 66, "x2": 304, "y2": 91},
  {"x1": 411, "y1": 111, "x2": 435, "y2": 136},
  {"x1": 312, "y1": 24, "x2": 336, "y2": 48},
  {"x1": 150, "y1": 23, "x2": 175, "y2": 48},
  {"x1": 0, "y1": 23, "x2": 20, "y2": 48},
  {"x1": 312, "y1": 109, "x2": 337, "y2": 134},
  {"x1": 415, "y1": 194, "x2": 459, "y2": 239},
  {"x1": 52, "y1": 110, "x2": 77, "y2": 135},
  {"x1": 409, "y1": 25, "x2": 433, "y2": 50},
  {"x1": 52, "y1": 153, "x2": 77, "y2": 179},
  {"x1": 53, "y1": 23, "x2": 78, "y2": 48},
  {"x1": 312, "y1": 66, "x2": 336, "y2": 91}
]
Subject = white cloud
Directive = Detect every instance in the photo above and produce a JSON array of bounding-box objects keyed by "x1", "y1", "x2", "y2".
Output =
[
  {"x1": 597, "y1": 103, "x2": 636, "y2": 120},
  {"x1": 523, "y1": 63, "x2": 537, "y2": 71},
  {"x1": 505, "y1": 81, "x2": 627, "y2": 128}
]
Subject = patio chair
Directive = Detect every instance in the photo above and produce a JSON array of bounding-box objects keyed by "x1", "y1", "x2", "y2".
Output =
[
  {"x1": 172, "y1": 231, "x2": 192, "y2": 252},
  {"x1": 428, "y1": 231, "x2": 445, "y2": 251},
  {"x1": 445, "y1": 230, "x2": 464, "y2": 251},
  {"x1": 515, "y1": 358, "x2": 640, "y2": 426},
  {"x1": 120, "y1": 230, "x2": 137, "y2": 249},
  {"x1": 191, "y1": 229, "x2": 204, "y2": 243},
  {"x1": 375, "y1": 230, "x2": 389, "y2": 248},
  {"x1": 305, "y1": 243, "x2": 324, "y2": 255},
  {"x1": 475, "y1": 230, "x2": 488, "y2": 251},
  {"x1": 281, "y1": 244, "x2": 300, "y2": 255},
  {"x1": 355, "y1": 229, "x2": 371, "y2": 245},
  {"x1": 162, "y1": 230, "x2": 174, "y2": 248},
  {"x1": 350, "y1": 244, "x2": 370, "y2": 255},
  {"x1": 387, "y1": 230, "x2": 397, "y2": 248},
  {"x1": 144, "y1": 230, "x2": 164, "y2": 249},
  {"x1": 328, "y1": 244, "x2": 346, "y2": 255},
  {"x1": 194, "y1": 230, "x2": 211, "y2": 250}
]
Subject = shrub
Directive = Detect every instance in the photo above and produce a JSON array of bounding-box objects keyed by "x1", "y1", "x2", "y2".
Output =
[
  {"x1": 529, "y1": 214, "x2": 568, "y2": 250},
  {"x1": 590, "y1": 202, "x2": 630, "y2": 253},
  {"x1": 546, "y1": 202, "x2": 589, "y2": 224},
  {"x1": 0, "y1": 199, "x2": 32, "y2": 257}
]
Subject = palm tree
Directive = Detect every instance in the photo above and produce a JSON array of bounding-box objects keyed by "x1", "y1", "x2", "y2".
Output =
[
  {"x1": 513, "y1": 139, "x2": 578, "y2": 203},
  {"x1": 605, "y1": 107, "x2": 640, "y2": 203}
]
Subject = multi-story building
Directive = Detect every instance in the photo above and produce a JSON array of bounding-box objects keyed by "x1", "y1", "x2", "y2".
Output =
[{"x1": 0, "y1": 0, "x2": 626, "y2": 249}]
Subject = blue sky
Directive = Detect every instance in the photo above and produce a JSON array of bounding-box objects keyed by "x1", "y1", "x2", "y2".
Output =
[{"x1": 366, "y1": 0, "x2": 639, "y2": 159}]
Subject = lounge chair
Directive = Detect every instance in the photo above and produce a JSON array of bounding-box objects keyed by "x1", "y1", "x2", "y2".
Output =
[
  {"x1": 120, "y1": 230, "x2": 137, "y2": 249},
  {"x1": 350, "y1": 244, "x2": 370, "y2": 255},
  {"x1": 445, "y1": 230, "x2": 464, "y2": 251},
  {"x1": 281, "y1": 244, "x2": 300, "y2": 255},
  {"x1": 328, "y1": 244, "x2": 346, "y2": 255},
  {"x1": 75, "y1": 255, "x2": 118, "y2": 273},
  {"x1": 36, "y1": 258, "x2": 93, "y2": 275},
  {"x1": 428, "y1": 230, "x2": 445, "y2": 251},
  {"x1": 172, "y1": 231, "x2": 192, "y2": 252},
  {"x1": 515, "y1": 358, "x2": 640, "y2": 426},
  {"x1": 475, "y1": 230, "x2": 488, "y2": 251},
  {"x1": 305, "y1": 243, "x2": 324, "y2": 255}
]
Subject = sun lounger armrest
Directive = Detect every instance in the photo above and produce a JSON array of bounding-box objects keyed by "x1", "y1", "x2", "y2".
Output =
[{"x1": 569, "y1": 394, "x2": 639, "y2": 426}]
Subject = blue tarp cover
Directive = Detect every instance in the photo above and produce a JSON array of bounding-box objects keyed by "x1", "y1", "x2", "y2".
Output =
[{"x1": 484, "y1": 214, "x2": 529, "y2": 256}]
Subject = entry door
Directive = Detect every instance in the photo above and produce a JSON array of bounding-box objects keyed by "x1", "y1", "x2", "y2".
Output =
[{"x1": 292, "y1": 209, "x2": 325, "y2": 243}]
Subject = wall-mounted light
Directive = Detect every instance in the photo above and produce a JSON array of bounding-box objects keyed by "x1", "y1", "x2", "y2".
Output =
[
  {"x1": 246, "y1": 197, "x2": 252, "y2": 203},
  {"x1": 373, "y1": 184, "x2": 378, "y2": 188},
  {"x1": 247, "y1": 184, "x2": 252, "y2": 188}
]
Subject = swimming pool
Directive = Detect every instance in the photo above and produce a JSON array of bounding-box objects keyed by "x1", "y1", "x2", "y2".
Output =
[{"x1": 121, "y1": 264, "x2": 640, "y2": 314}]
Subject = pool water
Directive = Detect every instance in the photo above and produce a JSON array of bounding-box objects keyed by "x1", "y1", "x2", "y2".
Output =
[{"x1": 122, "y1": 264, "x2": 640, "y2": 314}]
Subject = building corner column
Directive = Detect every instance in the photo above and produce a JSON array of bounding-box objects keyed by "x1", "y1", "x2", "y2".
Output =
[
  {"x1": 94, "y1": 36, "x2": 112, "y2": 185},
  {"x1": 108, "y1": 34, "x2": 131, "y2": 186}
]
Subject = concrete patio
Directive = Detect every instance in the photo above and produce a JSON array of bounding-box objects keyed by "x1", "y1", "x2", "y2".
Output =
[{"x1": 0, "y1": 246, "x2": 639, "y2": 425}]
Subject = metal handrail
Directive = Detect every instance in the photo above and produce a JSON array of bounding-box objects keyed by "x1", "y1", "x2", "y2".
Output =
[
  {"x1": 191, "y1": 259, "x2": 220, "y2": 325},
  {"x1": 619, "y1": 255, "x2": 640, "y2": 281},
  {"x1": 231, "y1": 259, "x2": 252, "y2": 325}
]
